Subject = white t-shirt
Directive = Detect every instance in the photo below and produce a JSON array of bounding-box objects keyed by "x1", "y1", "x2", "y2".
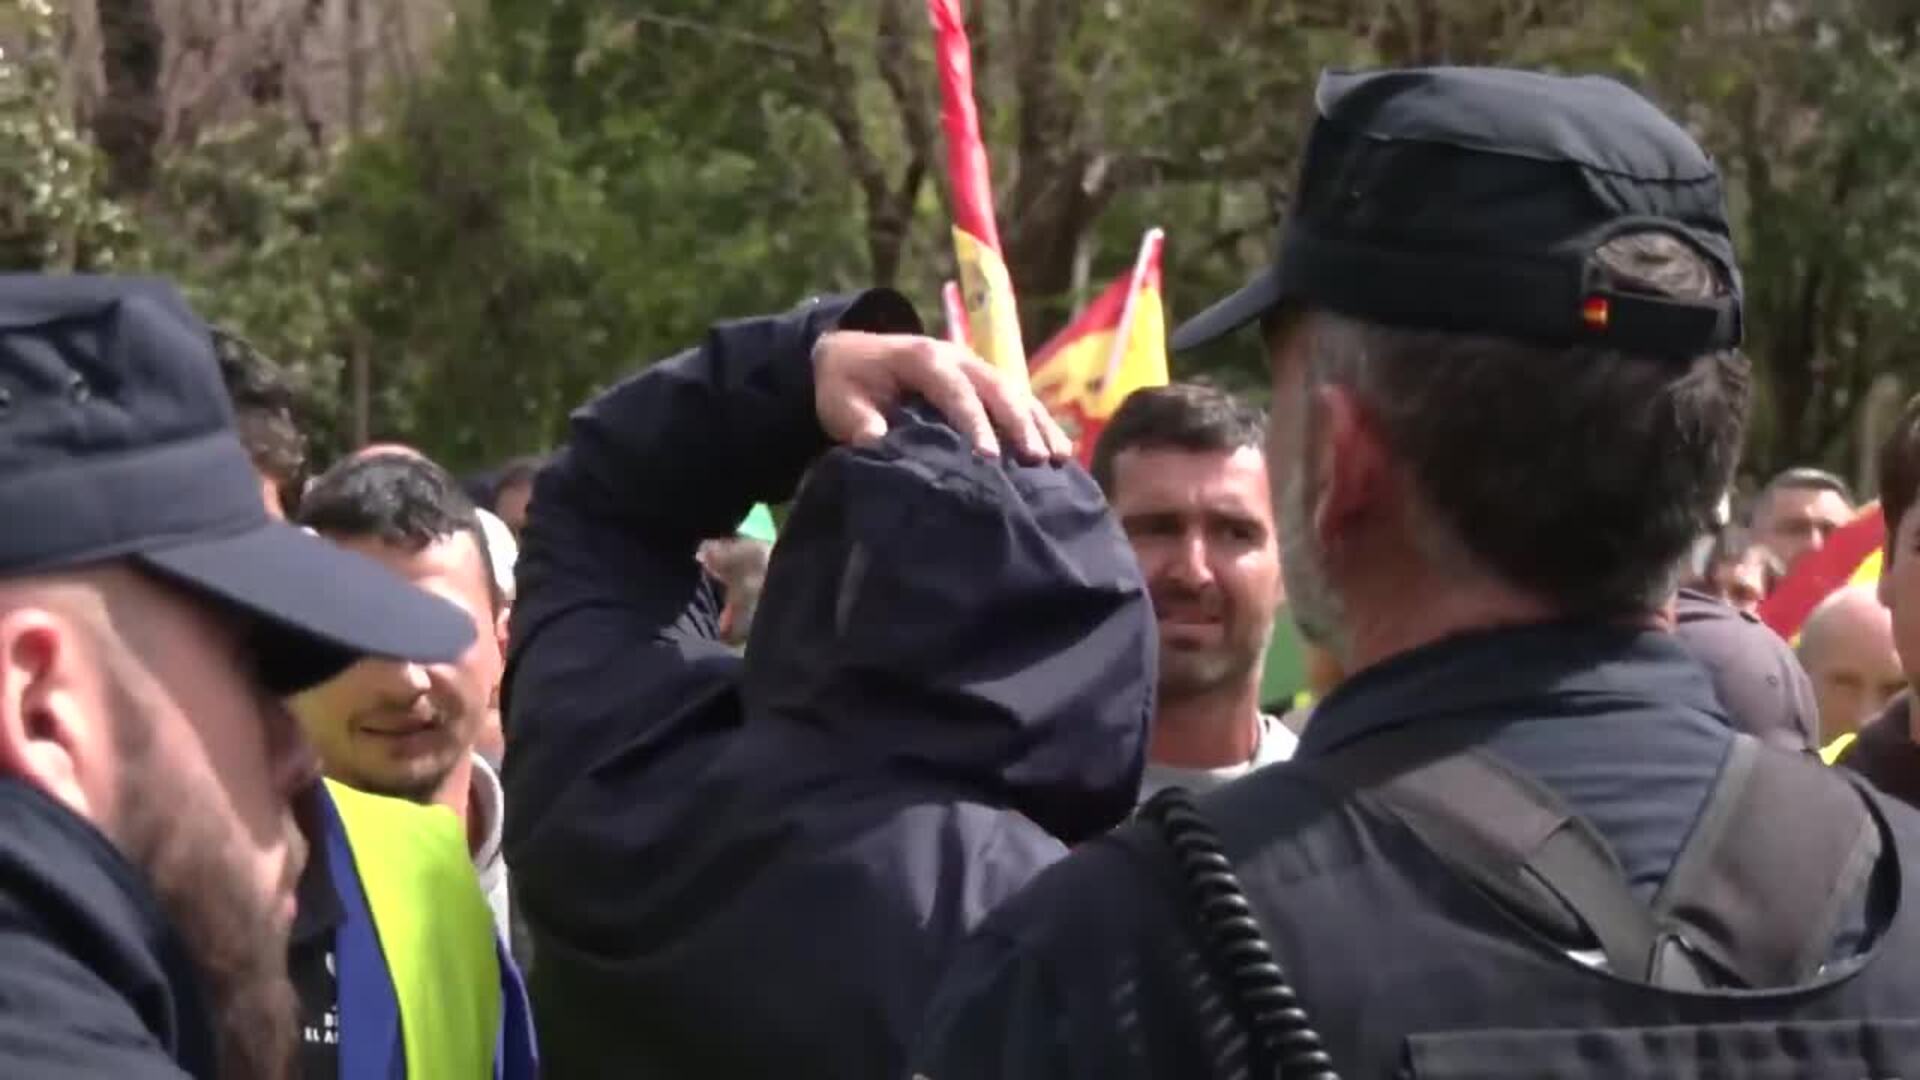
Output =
[
  {"x1": 469, "y1": 751, "x2": 511, "y2": 946},
  {"x1": 1138, "y1": 712, "x2": 1300, "y2": 803}
]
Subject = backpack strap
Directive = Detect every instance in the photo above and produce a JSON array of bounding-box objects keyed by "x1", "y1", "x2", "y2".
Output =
[
  {"x1": 1651, "y1": 733, "x2": 1881, "y2": 987},
  {"x1": 1317, "y1": 735, "x2": 1673, "y2": 983}
]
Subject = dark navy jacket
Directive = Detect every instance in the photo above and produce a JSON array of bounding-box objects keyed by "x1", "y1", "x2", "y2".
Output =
[
  {"x1": 0, "y1": 777, "x2": 215, "y2": 1078},
  {"x1": 914, "y1": 623, "x2": 1918, "y2": 1078},
  {"x1": 502, "y1": 291, "x2": 1155, "y2": 1078}
]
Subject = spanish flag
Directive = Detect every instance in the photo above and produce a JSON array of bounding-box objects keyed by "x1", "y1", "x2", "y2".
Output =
[
  {"x1": 929, "y1": 0, "x2": 1025, "y2": 380},
  {"x1": 1030, "y1": 229, "x2": 1169, "y2": 463},
  {"x1": 1758, "y1": 502, "x2": 1885, "y2": 641},
  {"x1": 940, "y1": 280, "x2": 972, "y2": 347}
]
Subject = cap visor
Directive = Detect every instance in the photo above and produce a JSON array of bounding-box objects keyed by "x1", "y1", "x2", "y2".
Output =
[
  {"x1": 1168, "y1": 266, "x2": 1284, "y2": 352},
  {"x1": 137, "y1": 521, "x2": 476, "y2": 695}
]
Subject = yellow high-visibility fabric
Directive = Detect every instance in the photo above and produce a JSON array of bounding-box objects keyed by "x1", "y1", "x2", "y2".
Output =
[
  {"x1": 1822, "y1": 732, "x2": 1860, "y2": 766},
  {"x1": 328, "y1": 779, "x2": 501, "y2": 1079}
]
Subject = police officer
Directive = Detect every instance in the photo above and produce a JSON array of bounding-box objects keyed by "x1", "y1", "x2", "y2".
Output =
[
  {"x1": 913, "y1": 67, "x2": 1920, "y2": 1078},
  {"x1": 0, "y1": 276, "x2": 474, "y2": 1078}
]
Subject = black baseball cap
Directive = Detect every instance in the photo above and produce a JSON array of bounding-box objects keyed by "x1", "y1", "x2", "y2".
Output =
[
  {"x1": 1171, "y1": 67, "x2": 1742, "y2": 355},
  {"x1": 0, "y1": 275, "x2": 473, "y2": 694}
]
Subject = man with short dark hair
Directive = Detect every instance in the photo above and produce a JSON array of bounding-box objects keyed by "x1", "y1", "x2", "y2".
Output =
[
  {"x1": 211, "y1": 328, "x2": 309, "y2": 520},
  {"x1": 917, "y1": 68, "x2": 1920, "y2": 1078},
  {"x1": 1091, "y1": 383, "x2": 1295, "y2": 798},
  {"x1": 1751, "y1": 466, "x2": 1855, "y2": 573},
  {"x1": 285, "y1": 450, "x2": 535, "y2": 1078},
  {"x1": 294, "y1": 452, "x2": 511, "y2": 929},
  {"x1": 0, "y1": 276, "x2": 472, "y2": 1078}
]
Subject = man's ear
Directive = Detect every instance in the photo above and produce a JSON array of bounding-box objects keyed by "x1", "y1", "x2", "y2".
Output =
[
  {"x1": 0, "y1": 610, "x2": 102, "y2": 823},
  {"x1": 1309, "y1": 383, "x2": 1388, "y2": 546}
]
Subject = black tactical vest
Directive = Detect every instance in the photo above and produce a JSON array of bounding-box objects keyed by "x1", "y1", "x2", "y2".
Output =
[{"x1": 1122, "y1": 730, "x2": 1920, "y2": 1079}]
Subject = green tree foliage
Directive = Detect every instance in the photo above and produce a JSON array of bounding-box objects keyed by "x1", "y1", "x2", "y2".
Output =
[
  {"x1": 145, "y1": 120, "x2": 352, "y2": 457},
  {"x1": 13, "y1": 0, "x2": 1920, "y2": 486},
  {"x1": 318, "y1": 5, "x2": 874, "y2": 468},
  {"x1": 0, "y1": 0, "x2": 138, "y2": 270}
]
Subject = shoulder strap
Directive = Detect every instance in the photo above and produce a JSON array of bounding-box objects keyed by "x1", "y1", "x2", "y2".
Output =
[
  {"x1": 1319, "y1": 738, "x2": 1670, "y2": 984},
  {"x1": 1652, "y1": 734, "x2": 1880, "y2": 987}
]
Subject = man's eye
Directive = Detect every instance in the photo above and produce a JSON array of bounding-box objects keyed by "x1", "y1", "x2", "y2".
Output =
[{"x1": 1125, "y1": 518, "x2": 1181, "y2": 539}]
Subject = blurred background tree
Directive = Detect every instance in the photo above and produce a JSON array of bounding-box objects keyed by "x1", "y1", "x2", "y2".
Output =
[{"x1": 7, "y1": 0, "x2": 1920, "y2": 487}]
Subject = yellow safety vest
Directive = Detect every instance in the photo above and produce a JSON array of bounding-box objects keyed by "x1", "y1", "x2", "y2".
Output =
[
  {"x1": 327, "y1": 779, "x2": 501, "y2": 1079},
  {"x1": 1823, "y1": 731, "x2": 1860, "y2": 765}
]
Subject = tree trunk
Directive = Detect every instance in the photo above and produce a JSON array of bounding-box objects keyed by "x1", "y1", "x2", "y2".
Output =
[
  {"x1": 1001, "y1": 0, "x2": 1108, "y2": 340},
  {"x1": 94, "y1": 0, "x2": 163, "y2": 195}
]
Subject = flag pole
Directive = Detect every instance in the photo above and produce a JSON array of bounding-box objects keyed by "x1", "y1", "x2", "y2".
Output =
[
  {"x1": 1094, "y1": 229, "x2": 1164, "y2": 396},
  {"x1": 928, "y1": 0, "x2": 1027, "y2": 381}
]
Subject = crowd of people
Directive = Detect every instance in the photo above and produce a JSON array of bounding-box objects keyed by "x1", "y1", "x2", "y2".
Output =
[{"x1": 6, "y1": 64, "x2": 1920, "y2": 1079}]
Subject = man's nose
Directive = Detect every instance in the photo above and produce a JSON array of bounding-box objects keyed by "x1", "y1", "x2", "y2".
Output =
[
  {"x1": 1164, "y1": 530, "x2": 1214, "y2": 587},
  {"x1": 368, "y1": 656, "x2": 436, "y2": 696}
]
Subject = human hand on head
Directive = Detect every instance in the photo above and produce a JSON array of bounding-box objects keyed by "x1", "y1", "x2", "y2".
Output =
[{"x1": 812, "y1": 331, "x2": 1072, "y2": 464}]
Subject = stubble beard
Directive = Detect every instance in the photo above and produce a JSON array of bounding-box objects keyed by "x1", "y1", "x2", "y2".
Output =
[{"x1": 1157, "y1": 634, "x2": 1264, "y2": 704}]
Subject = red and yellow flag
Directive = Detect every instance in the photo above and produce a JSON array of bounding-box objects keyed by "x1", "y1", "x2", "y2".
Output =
[
  {"x1": 940, "y1": 280, "x2": 972, "y2": 347},
  {"x1": 1758, "y1": 502, "x2": 1885, "y2": 641},
  {"x1": 1030, "y1": 229, "x2": 1169, "y2": 463},
  {"x1": 929, "y1": 0, "x2": 1025, "y2": 379}
]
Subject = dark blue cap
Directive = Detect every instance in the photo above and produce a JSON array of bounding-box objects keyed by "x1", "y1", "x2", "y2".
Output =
[
  {"x1": 0, "y1": 275, "x2": 474, "y2": 694},
  {"x1": 1172, "y1": 67, "x2": 1742, "y2": 356}
]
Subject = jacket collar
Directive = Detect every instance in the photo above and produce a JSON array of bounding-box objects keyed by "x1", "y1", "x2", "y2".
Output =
[
  {"x1": 0, "y1": 777, "x2": 214, "y2": 1072},
  {"x1": 1300, "y1": 620, "x2": 1725, "y2": 759}
]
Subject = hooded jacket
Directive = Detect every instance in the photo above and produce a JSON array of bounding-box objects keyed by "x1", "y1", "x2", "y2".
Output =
[
  {"x1": 0, "y1": 777, "x2": 215, "y2": 1078},
  {"x1": 502, "y1": 291, "x2": 1153, "y2": 1079}
]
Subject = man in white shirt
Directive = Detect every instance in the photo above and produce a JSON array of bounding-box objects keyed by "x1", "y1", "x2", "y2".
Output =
[{"x1": 1091, "y1": 384, "x2": 1297, "y2": 800}]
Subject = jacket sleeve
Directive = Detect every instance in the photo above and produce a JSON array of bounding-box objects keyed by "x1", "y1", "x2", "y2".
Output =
[
  {"x1": 911, "y1": 929, "x2": 1081, "y2": 1080},
  {"x1": 0, "y1": 947, "x2": 197, "y2": 1080},
  {"x1": 912, "y1": 840, "x2": 1224, "y2": 1080},
  {"x1": 501, "y1": 290, "x2": 922, "y2": 830}
]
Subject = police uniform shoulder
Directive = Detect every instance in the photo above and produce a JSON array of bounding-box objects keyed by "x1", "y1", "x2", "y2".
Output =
[
  {"x1": 1194, "y1": 759, "x2": 1348, "y2": 829},
  {"x1": 1180, "y1": 760, "x2": 1380, "y2": 884}
]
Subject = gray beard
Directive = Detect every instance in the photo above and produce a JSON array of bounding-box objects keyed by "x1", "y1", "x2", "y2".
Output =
[{"x1": 1277, "y1": 464, "x2": 1347, "y2": 657}]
